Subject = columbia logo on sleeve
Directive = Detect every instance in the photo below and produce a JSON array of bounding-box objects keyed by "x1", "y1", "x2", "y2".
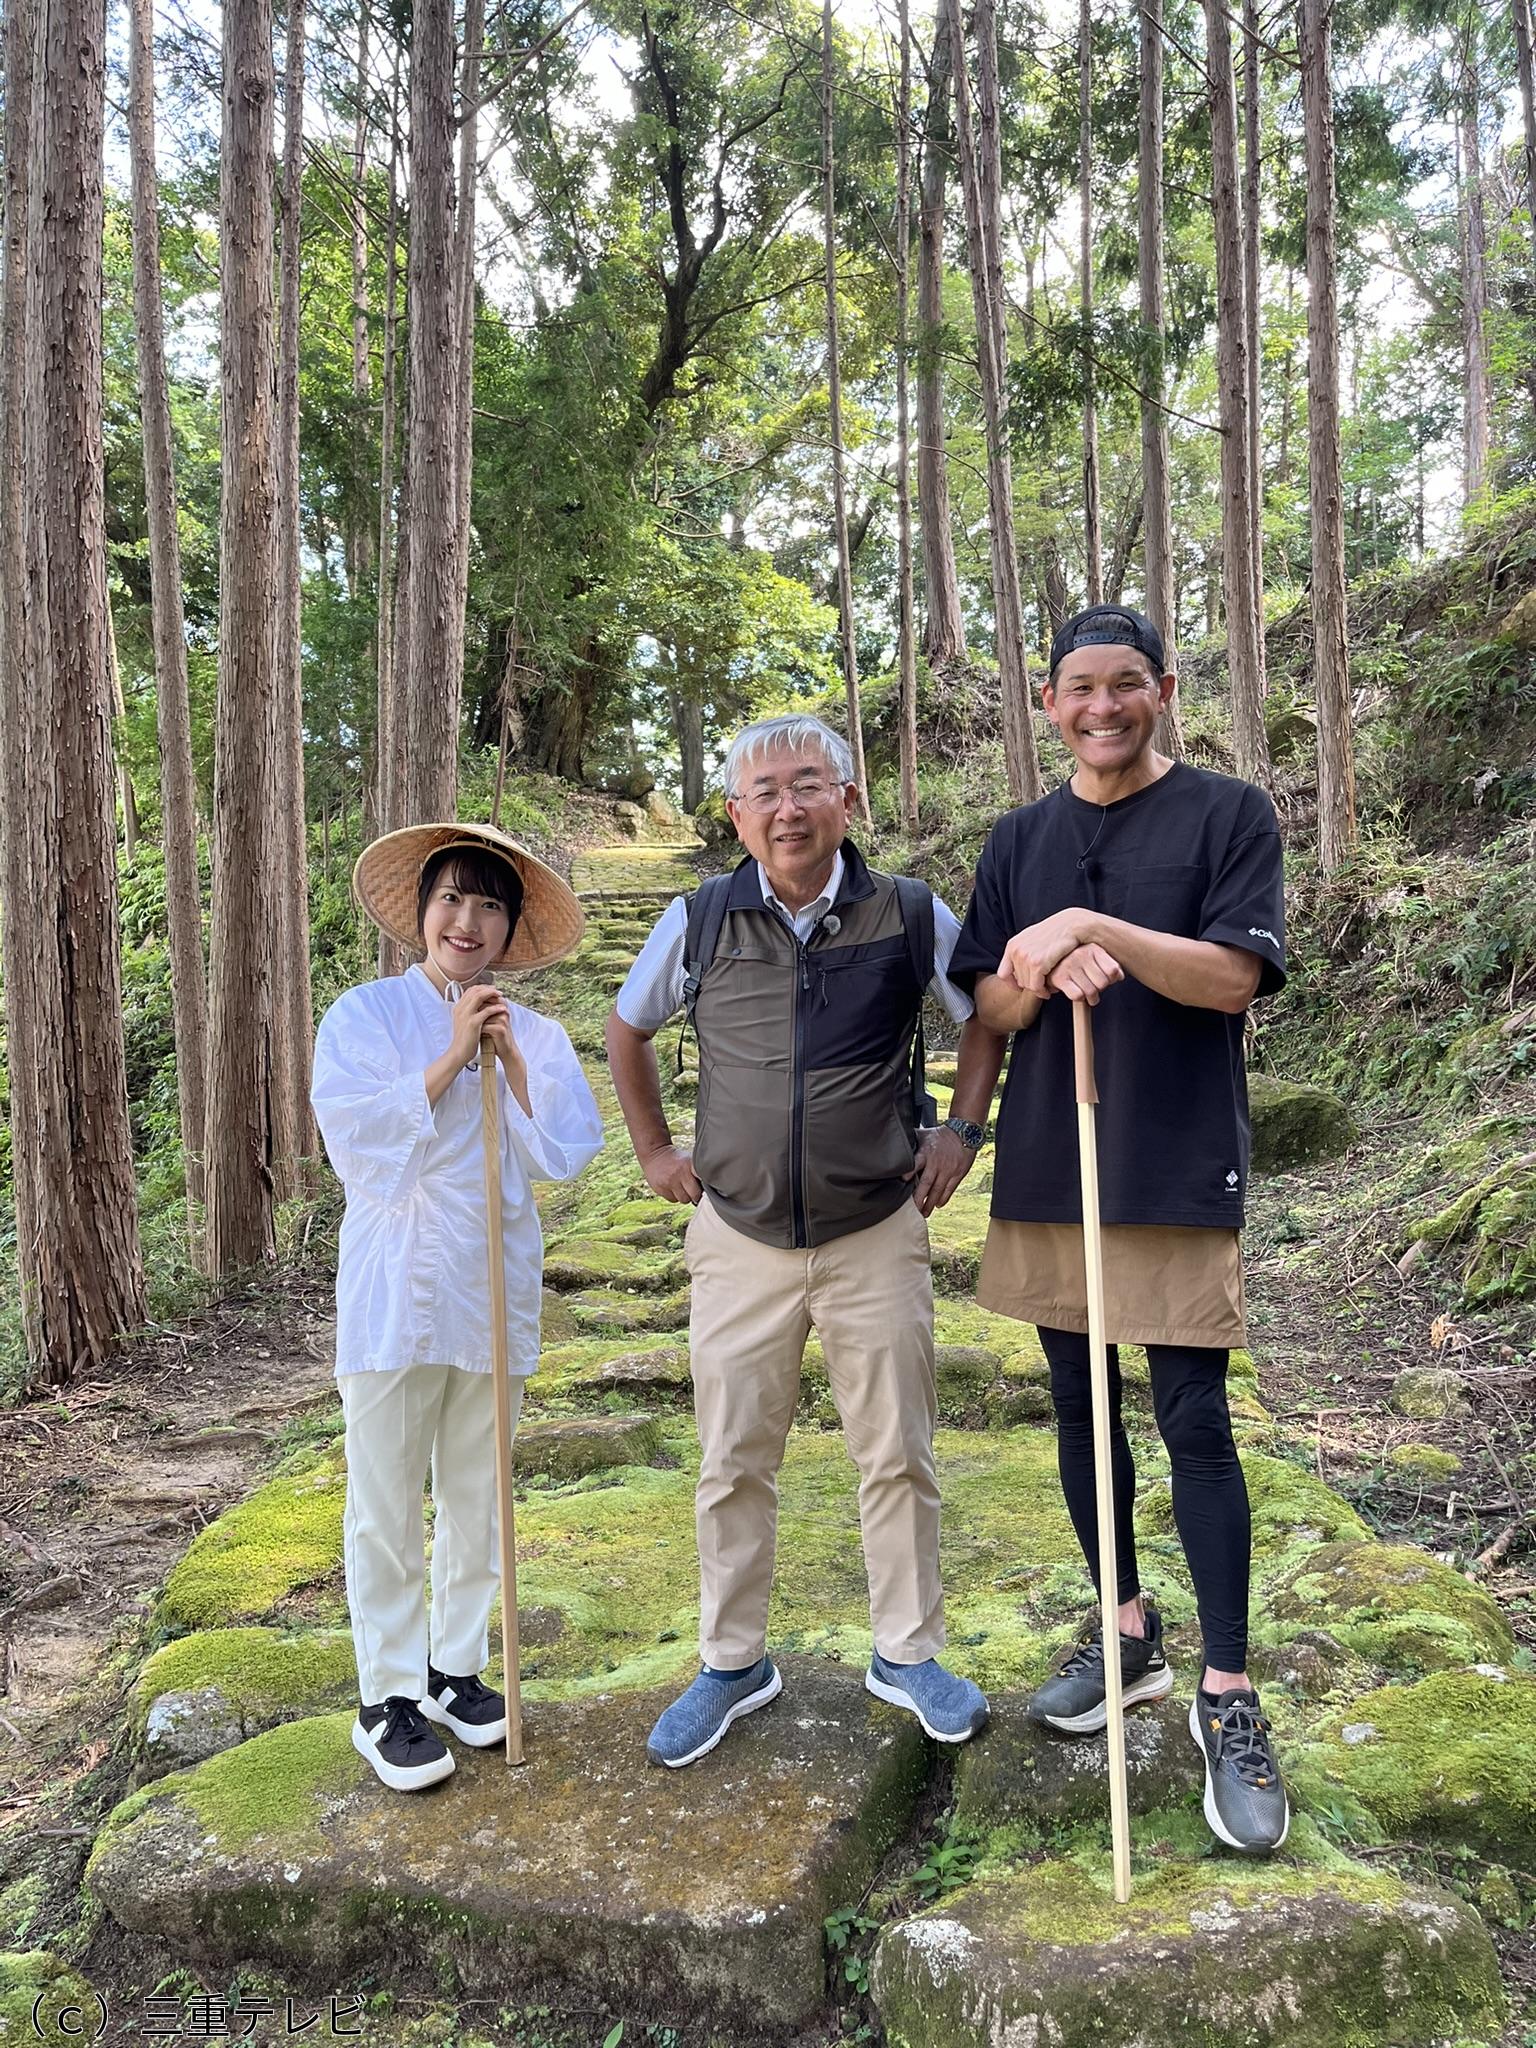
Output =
[{"x1": 1247, "y1": 926, "x2": 1280, "y2": 950}]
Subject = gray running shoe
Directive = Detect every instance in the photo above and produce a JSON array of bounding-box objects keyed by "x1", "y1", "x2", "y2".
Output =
[
  {"x1": 1189, "y1": 1686, "x2": 1290, "y2": 1853},
  {"x1": 1025, "y1": 1607, "x2": 1174, "y2": 1734},
  {"x1": 646, "y1": 1659, "x2": 782, "y2": 1768}
]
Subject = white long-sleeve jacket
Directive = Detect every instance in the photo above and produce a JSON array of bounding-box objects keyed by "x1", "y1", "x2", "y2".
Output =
[{"x1": 311, "y1": 965, "x2": 604, "y2": 1377}]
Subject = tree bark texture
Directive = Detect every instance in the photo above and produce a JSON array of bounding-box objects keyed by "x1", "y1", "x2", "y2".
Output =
[
  {"x1": 397, "y1": 0, "x2": 462, "y2": 825},
  {"x1": 374, "y1": 38, "x2": 402, "y2": 857},
  {"x1": 1459, "y1": 36, "x2": 1492, "y2": 502},
  {"x1": 348, "y1": 4, "x2": 373, "y2": 597},
  {"x1": 274, "y1": 0, "x2": 315, "y2": 1193},
  {"x1": 821, "y1": 0, "x2": 872, "y2": 822},
  {"x1": 0, "y1": 0, "x2": 41, "y2": 1359},
  {"x1": 668, "y1": 685, "x2": 706, "y2": 814},
  {"x1": 1300, "y1": 0, "x2": 1356, "y2": 871},
  {"x1": 1137, "y1": 0, "x2": 1183, "y2": 758},
  {"x1": 947, "y1": 0, "x2": 1042, "y2": 803},
  {"x1": 916, "y1": 7, "x2": 966, "y2": 667},
  {"x1": 451, "y1": 0, "x2": 483, "y2": 669},
  {"x1": 207, "y1": 0, "x2": 280, "y2": 1274},
  {"x1": 1242, "y1": 0, "x2": 1265, "y2": 679},
  {"x1": 1079, "y1": 0, "x2": 1102, "y2": 605},
  {"x1": 1203, "y1": 0, "x2": 1269, "y2": 785},
  {"x1": 894, "y1": 0, "x2": 919, "y2": 833},
  {"x1": 7, "y1": 0, "x2": 146, "y2": 1379},
  {"x1": 1513, "y1": 0, "x2": 1536, "y2": 299}
]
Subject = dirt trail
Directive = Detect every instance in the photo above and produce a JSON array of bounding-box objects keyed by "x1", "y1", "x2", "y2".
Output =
[{"x1": 0, "y1": 1276, "x2": 336, "y2": 1809}]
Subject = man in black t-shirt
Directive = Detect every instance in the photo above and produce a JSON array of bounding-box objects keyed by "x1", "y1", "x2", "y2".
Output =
[{"x1": 949, "y1": 604, "x2": 1290, "y2": 1856}]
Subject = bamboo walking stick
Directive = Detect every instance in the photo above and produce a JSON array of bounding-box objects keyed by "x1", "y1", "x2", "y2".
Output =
[
  {"x1": 480, "y1": 1032, "x2": 525, "y2": 1767},
  {"x1": 1073, "y1": 998, "x2": 1132, "y2": 1903}
]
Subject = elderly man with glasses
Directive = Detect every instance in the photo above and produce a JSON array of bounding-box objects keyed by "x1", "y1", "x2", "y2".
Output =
[{"x1": 606, "y1": 713, "x2": 1003, "y2": 1767}]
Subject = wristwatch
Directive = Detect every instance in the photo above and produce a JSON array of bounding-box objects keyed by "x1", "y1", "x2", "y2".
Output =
[{"x1": 944, "y1": 1115, "x2": 986, "y2": 1152}]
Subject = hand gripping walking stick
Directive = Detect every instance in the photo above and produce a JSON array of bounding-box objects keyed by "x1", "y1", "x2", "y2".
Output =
[
  {"x1": 480, "y1": 1032, "x2": 526, "y2": 1767},
  {"x1": 1073, "y1": 998, "x2": 1132, "y2": 1902}
]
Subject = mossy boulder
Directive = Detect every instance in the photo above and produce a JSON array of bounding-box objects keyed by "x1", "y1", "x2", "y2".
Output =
[
  {"x1": 89, "y1": 1662, "x2": 928, "y2": 2039},
  {"x1": 512, "y1": 1413, "x2": 664, "y2": 1479},
  {"x1": 1264, "y1": 1541, "x2": 1514, "y2": 1676},
  {"x1": 565, "y1": 1286, "x2": 690, "y2": 1335},
  {"x1": 542, "y1": 1238, "x2": 686, "y2": 1293},
  {"x1": 1387, "y1": 1442, "x2": 1461, "y2": 1481},
  {"x1": 1406, "y1": 1148, "x2": 1536, "y2": 1305},
  {"x1": 1389, "y1": 1366, "x2": 1466, "y2": 1420},
  {"x1": 132, "y1": 1628, "x2": 356, "y2": 1775},
  {"x1": 934, "y1": 1345, "x2": 1001, "y2": 1394},
  {"x1": 157, "y1": 1452, "x2": 346, "y2": 1632},
  {"x1": 953, "y1": 1695, "x2": 1197, "y2": 1832},
  {"x1": 0, "y1": 1953, "x2": 105, "y2": 2045},
  {"x1": 1135, "y1": 1452, "x2": 1369, "y2": 1582},
  {"x1": 1248, "y1": 1074, "x2": 1357, "y2": 1172},
  {"x1": 1314, "y1": 1667, "x2": 1536, "y2": 1865},
  {"x1": 534, "y1": 1334, "x2": 692, "y2": 1400},
  {"x1": 870, "y1": 1859, "x2": 1503, "y2": 2048},
  {"x1": 926, "y1": 1191, "x2": 992, "y2": 1289}
]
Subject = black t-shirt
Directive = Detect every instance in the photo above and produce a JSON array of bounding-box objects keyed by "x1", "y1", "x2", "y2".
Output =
[{"x1": 949, "y1": 762, "x2": 1286, "y2": 1230}]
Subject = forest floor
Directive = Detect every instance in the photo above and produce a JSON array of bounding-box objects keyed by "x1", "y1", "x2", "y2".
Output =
[{"x1": 2, "y1": 827, "x2": 1534, "y2": 2044}]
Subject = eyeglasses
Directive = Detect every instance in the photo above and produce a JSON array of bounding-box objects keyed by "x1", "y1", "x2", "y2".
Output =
[{"x1": 731, "y1": 777, "x2": 843, "y2": 815}]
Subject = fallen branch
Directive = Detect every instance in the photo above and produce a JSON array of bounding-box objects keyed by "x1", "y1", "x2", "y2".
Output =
[{"x1": 1468, "y1": 1516, "x2": 1530, "y2": 1578}]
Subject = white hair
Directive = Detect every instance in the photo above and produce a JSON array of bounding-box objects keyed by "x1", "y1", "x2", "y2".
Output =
[{"x1": 721, "y1": 715, "x2": 855, "y2": 797}]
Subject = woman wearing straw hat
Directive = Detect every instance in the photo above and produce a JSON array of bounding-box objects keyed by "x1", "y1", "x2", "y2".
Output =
[{"x1": 312, "y1": 821, "x2": 603, "y2": 1792}]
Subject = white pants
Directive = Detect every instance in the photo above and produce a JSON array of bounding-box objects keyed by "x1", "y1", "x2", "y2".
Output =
[{"x1": 338, "y1": 1364, "x2": 524, "y2": 1705}]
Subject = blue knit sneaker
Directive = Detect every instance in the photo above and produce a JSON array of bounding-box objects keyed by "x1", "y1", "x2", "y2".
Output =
[
  {"x1": 866, "y1": 1654, "x2": 989, "y2": 1743},
  {"x1": 645, "y1": 1659, "x2": 783, "y2": 1769}
]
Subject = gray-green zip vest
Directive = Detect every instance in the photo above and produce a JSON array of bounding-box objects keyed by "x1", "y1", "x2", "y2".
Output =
[{"x1": 689, "y1": 846, "x2": 927, "y2": 1250}]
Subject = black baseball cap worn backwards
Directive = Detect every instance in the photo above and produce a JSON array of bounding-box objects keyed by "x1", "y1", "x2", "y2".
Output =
[{"x1": 1048, "y1": 604, "x2": 1166, "y2": 680}]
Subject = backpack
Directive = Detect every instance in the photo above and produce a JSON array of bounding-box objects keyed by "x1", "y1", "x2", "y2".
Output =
[{"x1": 677, "y1": 870, "x2": 938, "y2": 1128}]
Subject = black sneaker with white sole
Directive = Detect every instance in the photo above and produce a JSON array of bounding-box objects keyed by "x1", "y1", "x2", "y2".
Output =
[
  {"x1": 1025, "y1": 1606, "x2": 1175, "y2": 1734},
  {"x1": 420, "y1": 1667, "x2": 508, "y2": 1748},
  {"x1": 353, "y1": 1696, "x2": 456, "y2": 1792},
  {"x1": 1189, "y1": 1686, "x2": 1290, "y2": 1854}
]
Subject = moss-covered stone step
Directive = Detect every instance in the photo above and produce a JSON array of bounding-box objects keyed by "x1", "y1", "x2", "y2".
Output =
[
  {"x1": 1310, "y1": 1665, "x2": 1536, "y2": 1864},
  {"x1": 564, "y1": 1286, "x2": 690, "y2": 1336},
  {"x1": 89, "y1": 1661, "x2": 928, "y2": 2041},
  {"x1": 953, "y1": 1693, "x2": 1199, "y2": 1831},
  {"x1": 131, "y1": 1627, "x2": 357, "y2": 1777},
  {"x1": 541, "y1": 1237, "x2": 687, "y2": 1292},
  {"x1": 513, "y1": 1413, "x2": 664, "y2": 1478},
  {"x1": 158, "y1": 1451, "x2": 346, "y2": 1633},
  {"x1": 534, "y1": 1335, "x2": 692, "y2": 1401},
  {"x1": 1263, "y1": 1541, "x2": 1514, "y2": 1676},
  {"x1": 1249, "y1": 1073, "x2": 1358, "y2": 1171},
  {"x1": 869, "y1": 1857, "x2": 1503, "y2": 2048}
]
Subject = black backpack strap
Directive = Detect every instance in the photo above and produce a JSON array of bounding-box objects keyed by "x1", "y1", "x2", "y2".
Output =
[
  {"x1": 893, "y1": 876, "x2": 938, "y2": 1130},
  {"x1": 675, "y1": 874, "x2": 732, "y2": 1077}
]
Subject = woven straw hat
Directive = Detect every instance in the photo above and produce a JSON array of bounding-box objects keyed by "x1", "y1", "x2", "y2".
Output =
[{"x1": 352, "y1": 821, "x2": 585, "y2": 972}]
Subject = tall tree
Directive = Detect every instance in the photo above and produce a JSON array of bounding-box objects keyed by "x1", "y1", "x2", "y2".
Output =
[
  {"x1": 374, "y1": 38, "x2": 403, "y2": 853},
  {"x1": 395, "y1": 0, "x2": 463, "y2": 825},
  {"x1": 917, "y1": 8, "x2": 967, "y2": 667},
  {"x1": 1458, "y1": 19, "x2": 1492, "y2": 502},
  {"x1": 6, "y1": 0, "x2": 145, "y2": 1375},
  {"x1": 893, "y1": 0, "x2": 919, "y2": 833},
  {"x1": 451, "y1": 0, "x2": 484, "y2": 660},
  {"x1": 1301, "y1": 0, "x2": 1355, "y2": 869},
  {"x1": 348, "y1": 4, "x2": 373, "y2": 599},
  {"x1": 1138, "y1": 0, "x2": 1183, "y2": 758},
  {"x1": 1513, "y1": 0, "x2": 1536, "y2": 297},
  {"x1": 1242, "y1": 0, "x2": 1265, "y2": 677},
  {"x1": 274, "y1": 0, "x2": 315, "y2": 1192},
  {"x1": 1203, "y1": 0, "x2": 1269, "y2": 784},
  {"x1": 0, "y1": 0, "x2": 41, "y2": 1352},
  {"x1": 821, "y1": 0, "x2": 872, "y2": 822},
  {"x1": 206, "y1": 0, "x2": 280, "y2": 1273},
  {"x1": 1079, "y1": 0, "x2": 1103, "y2": 603},
  {"x1": 947, "y1": 0, "x2": 1042, "y2": 803}
]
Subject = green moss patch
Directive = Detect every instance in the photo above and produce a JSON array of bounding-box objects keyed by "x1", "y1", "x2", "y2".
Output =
[
  {"x1": 542, "y1": 1237, "x2": 686, "y2": 1292},
  {"x1": 1248, "y1": 1074, "x2": 1358, "y2": 1171},
  {"x1": 131, "y1": 1627, "x2": 355, "y2": 1742},
  {"x1": 0, "y1": 1953, "x2": 105, "y2": 2045},
  {"x1": 157, "y1": 1453, "x2": 346, "y2": 1632},
  {"x1": 1263, "y1": 1541, "x2": 1514, "y2": 1676},
  {"x1": 1407, "y1": 1147, "x2": 1536, "y2": 1305},
  {"x1": 870, "y1": 1857, "x2": 1503, "y2": 2048},
  {"x1": 513, "y1": 1413, "x2": 664, "y2": 1478},
  {"x1": 1314, "y1": 1667, "x2": 1536, "y2": 1863},
  {"x1": 925, "y1": 1191, "x2": 992, "y2": 1289},
  {"x1": 564, "y1": 1286, "x2": 690, "y2": 1335}
]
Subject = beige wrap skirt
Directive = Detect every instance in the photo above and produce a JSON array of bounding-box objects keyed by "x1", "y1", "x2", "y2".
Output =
[{"x1": 977, "y1": 1219, "x2": 1246, "y2": 1349}]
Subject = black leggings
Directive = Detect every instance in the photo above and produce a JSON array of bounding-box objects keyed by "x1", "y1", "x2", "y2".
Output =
[{"x1": 1038, "y1": 1326, "x2": 1251, "y2": 1672}]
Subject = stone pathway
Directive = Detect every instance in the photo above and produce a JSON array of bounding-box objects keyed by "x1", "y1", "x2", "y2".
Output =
[{"x1": 28, "y1": 833, "x2": 1531, "y2": 2044}]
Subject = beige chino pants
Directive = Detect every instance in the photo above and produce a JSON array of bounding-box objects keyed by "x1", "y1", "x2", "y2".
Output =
[{"x1": 686, "y1": 1193, "x2": 945, "y2": 1669}]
